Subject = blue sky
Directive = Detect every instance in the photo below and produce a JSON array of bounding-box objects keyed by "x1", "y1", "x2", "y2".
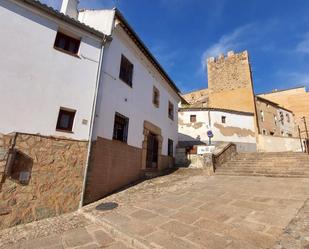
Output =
[{"x1": 43, "y1": 0, "x2": 309, "y2": 94}]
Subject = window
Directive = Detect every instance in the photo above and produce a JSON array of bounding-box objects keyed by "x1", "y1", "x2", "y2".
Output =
[
  {"x1": 260, "y1": 111, "x2": 264, "y2": 122},
  {"x1": 56, "y1": 108, "x2": 76, "y2": 132},
  {"x1": 168, "y1": 139, "x2": 173, "y2": 157},
  {"x1": 119, "y1": 55, "x2": 134, "y2": 87},
  {"x1": 190, "y1": 115, "x2": 196, "y2": 123},
  {"x1": 168, "y1": 101, "x2": 174, "y2": 120},
  {"x1": 270, "y1": 131, "x2": 275, "y2": 136},
  {"x1": 262, "y1": 129, "x2": 267, "y2": 135},
  {"x1": 274, "y1": 115, "x2": 277, "y2": 125},
  {"x1": 113, "y1": 113, "x2": 129, "y2": 143},
  {"x1": 286, "y1": 113, "x2": 290, "y2": 123},
  {"x1": 221, "y1": 116, "x2": 226, "y2": 124},
  {"x1": 279, "y1": 112, "x2": 284, "y2": 125},
  {"x1": 153, "y1": 86, "x2": 160, "y2": 107},
  {"x1": 54, "y1": 32, "x2": 80, "y2": 55}
]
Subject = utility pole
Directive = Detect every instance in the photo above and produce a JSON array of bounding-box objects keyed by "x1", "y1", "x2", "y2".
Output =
[
  {"x1": 298, "y1": 126, "x2": 304, "y2": 152},
  {"x1": 303, "y1": 117, "x2": 309, "y2": 154}
]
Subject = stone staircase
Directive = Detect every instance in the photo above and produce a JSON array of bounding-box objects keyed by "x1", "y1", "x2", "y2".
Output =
[{"x1": 215, "y1": 152, "x2": 309, "y2": 177}]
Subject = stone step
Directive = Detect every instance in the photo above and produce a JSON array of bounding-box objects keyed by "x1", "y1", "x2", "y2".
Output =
[{"x1": 216, "y1": 172, "x2": 309, "y2": 178}]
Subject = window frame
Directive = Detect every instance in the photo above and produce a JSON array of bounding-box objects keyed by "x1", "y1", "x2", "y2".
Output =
[
  {"x1": 119, "y1": 55, "x2": 134, "y2": 87},
  {"x1": 168, "y1": 139, "x2": 174, "y2": 157},
  {"x1": 153, "y1": 86, "x2": 160, "y2": 108},
  {"x1": 190, "y1": 115, "x2": 197, "y2": 123},
  {"x1": 221, "y1": 116, "x2": 226, "y2": 124},
  {"x1": 113, "y1": 112, "x2": 129, "y2": 143},
  {"x1": 168, "y1": 101, "x2": 174, "y2": 120},
  {"x1": 260, "y1": 111, "x2": 264, "y2": 122},
  {"x1": 54, "y1": 31, "x2": 81, "y2": 57},
  {"x1": 56, "y1": 107, "x2": 76, "y2": 133}
]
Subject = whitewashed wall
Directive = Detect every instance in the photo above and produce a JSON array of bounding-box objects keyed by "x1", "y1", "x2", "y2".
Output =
[
  {"x1": 257, "y1": 135, "x2": 303, "y2": 152},
  {"x1": 278, "y1": 108, "x2": 295, "y2": 136},
  {"x1": 91, "y1": 24, "x2": 180, "y2": 156},
  {"x1": 0, "y1": 0, "x2": 102, "y2": 140},
  {"x1": 178, "y1": 110, "x2": 256, "y2": 145}
]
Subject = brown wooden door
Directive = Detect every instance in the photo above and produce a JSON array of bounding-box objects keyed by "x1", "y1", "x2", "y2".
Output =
[{"x1": 146, "y1": 133, "x2": 158, "y2": 169}]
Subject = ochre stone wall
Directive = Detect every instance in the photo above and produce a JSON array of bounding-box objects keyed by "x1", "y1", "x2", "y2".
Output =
[
  {"x1": 0, "y1": 133, "x2": 88, "y2": 229},
  {"x1": 182, "y1": 89, "x2": 209, "y2": 107},
  {"x1": 84, "y1": 137, "x2": 143, "y2": 205},
  {"x1": 207, "y1": 51, "x2": 256, "y2": 114},
  {"x1": 255, "y1": 99, "x2": 281, "y2": 136}
]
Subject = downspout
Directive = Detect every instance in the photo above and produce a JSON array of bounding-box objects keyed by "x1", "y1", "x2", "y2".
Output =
[{"x1": 79, "y1": 36, "x2": 110, "y2": 208}]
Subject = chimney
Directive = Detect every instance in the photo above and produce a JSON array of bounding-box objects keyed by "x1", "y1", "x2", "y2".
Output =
[{"x1": 60, "y1": 0, "x2": 79, "y2": 19}]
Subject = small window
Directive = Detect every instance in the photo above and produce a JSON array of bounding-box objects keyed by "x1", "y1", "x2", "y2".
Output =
[
  {"x1": 56, "y1": 108, "x2": 76, "y2": 132},
  {"x1": 54, "y1": 32, "x2": 80, "y2": 55},
  {"x1": 286, "y1": 114, "x2": 290, "y2": 123},
  {"x1": 270, "y1": 131, "x2": 275, "y2": 136},
  {"x1": 168, "y1": 139, "x2": 173, "y2": 157},
  {"x1": 168, "y1": 101, "x2": 174, "y2": 120},
  {"x1": 280, "y1": 112, "x2": 284, "y2": 125},
  {"x1": 262, "y1": 129, "x2": 267, "y2": 135},
  {"x1": 260, "y1": 111, "x2": 264, "y2": 122},
  {"x1": 274, "y1": 115, "x2": 277, "y2": 125},
  {"x1": 113, "y1": 113, "x2": 129, "y2": 143},
  {"x1": 190, "y1": 115, "x2": 196, "y2": 123},
  {"x1": 119, "y1": 55, "x2": 134, "y2": 87},
  {"x1": 221, "y1": 116, "x2": 226, "y2": 124},
  {"x1": 153, "y1": 86, "x2": 160, "y2": 107}
]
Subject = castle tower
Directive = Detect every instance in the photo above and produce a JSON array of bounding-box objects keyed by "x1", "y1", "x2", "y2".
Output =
[{"x1": 207, "y1": 50, "x2": 256, "y2": 113}]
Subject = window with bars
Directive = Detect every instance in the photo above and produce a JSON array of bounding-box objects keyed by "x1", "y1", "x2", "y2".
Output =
[
  {"x1": 153, "y1": 86, "x2": 160, "y2": 108},
  {"x1": 119, "y1": 55, "x2": 134, "y2": 87},
  {"x1": 113, "y1": 113, "x2": 129, "y2": 143},
  {"x1": 54, "y1": 32, "x2": 80, "y2": 55}
]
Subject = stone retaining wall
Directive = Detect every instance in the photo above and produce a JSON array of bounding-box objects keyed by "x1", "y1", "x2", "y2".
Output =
[{"x1": 0, "y1": 133, "x2": 88, "y2": 230}]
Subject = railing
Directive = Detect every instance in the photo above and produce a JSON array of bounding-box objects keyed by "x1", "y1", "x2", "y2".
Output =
[{"x1": 212, "y1": 143, "x2": 237, "y2": 171}]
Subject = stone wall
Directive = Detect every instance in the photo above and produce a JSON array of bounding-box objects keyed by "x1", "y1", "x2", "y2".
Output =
[
  {"x1": 0, "y1": 133, "x2": 88, "y2": 230},
  {"x1": 213, "y1": 143, "x2": 237, "y2": 169},
  {"x1": 258, "y1": 86, "x2": 309, "y2": 138},
  {"x1": 207, "y1": 50, "x2": 256, "y2": 114},
  {"x1": 84, "y1": 137, "x2": 143, "y2": 205}
]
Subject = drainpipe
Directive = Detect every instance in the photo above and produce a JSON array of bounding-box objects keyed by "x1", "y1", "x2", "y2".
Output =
[{"x1": 79, "y1": 36, "x2": 110, "y2": 208}]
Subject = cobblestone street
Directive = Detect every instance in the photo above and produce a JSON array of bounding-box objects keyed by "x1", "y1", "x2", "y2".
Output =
[{"x1": 0, "y1": 169, "x2": 308, "y2": 249}]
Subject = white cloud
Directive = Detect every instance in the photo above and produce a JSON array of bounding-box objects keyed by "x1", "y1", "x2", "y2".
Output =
[{"x1": 296, "y1": 33, "x2": 309, "y2": 54}]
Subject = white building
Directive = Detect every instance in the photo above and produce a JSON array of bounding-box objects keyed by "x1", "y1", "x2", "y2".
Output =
[
  {"x1": 178, "y1": 108, "x2": 257, "y2": 152},
  {"x1": 0, "y1": 0, "x2": 107, "y2": 140},
  {"x1": 78, "y1": 9, "x2": 181, "y2": 203},
  {"x1": 0, "y1": 0, "x2": 182, "y2": 207}
]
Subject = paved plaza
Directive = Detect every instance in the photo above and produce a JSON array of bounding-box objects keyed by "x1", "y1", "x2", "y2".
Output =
[{"x1": 0, "y1": 169, "x2": 308, "y2": 249}]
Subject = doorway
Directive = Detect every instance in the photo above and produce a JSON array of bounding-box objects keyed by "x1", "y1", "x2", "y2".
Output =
[{"x1": 146, "y1": 132, "x2": 159, "y2": 169}]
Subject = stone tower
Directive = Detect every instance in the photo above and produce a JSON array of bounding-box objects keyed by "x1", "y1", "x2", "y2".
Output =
[{"x1": 207, "y1": 50, "x2": 256, "y2": 113}]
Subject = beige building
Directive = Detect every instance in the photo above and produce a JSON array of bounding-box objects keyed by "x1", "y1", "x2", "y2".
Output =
[
  {"x1": 258, "y1": 86, "x2": 309, "y2": 138},
  {"x1": 256, "y1": 96, "x2": 295, "y2": 137}
]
